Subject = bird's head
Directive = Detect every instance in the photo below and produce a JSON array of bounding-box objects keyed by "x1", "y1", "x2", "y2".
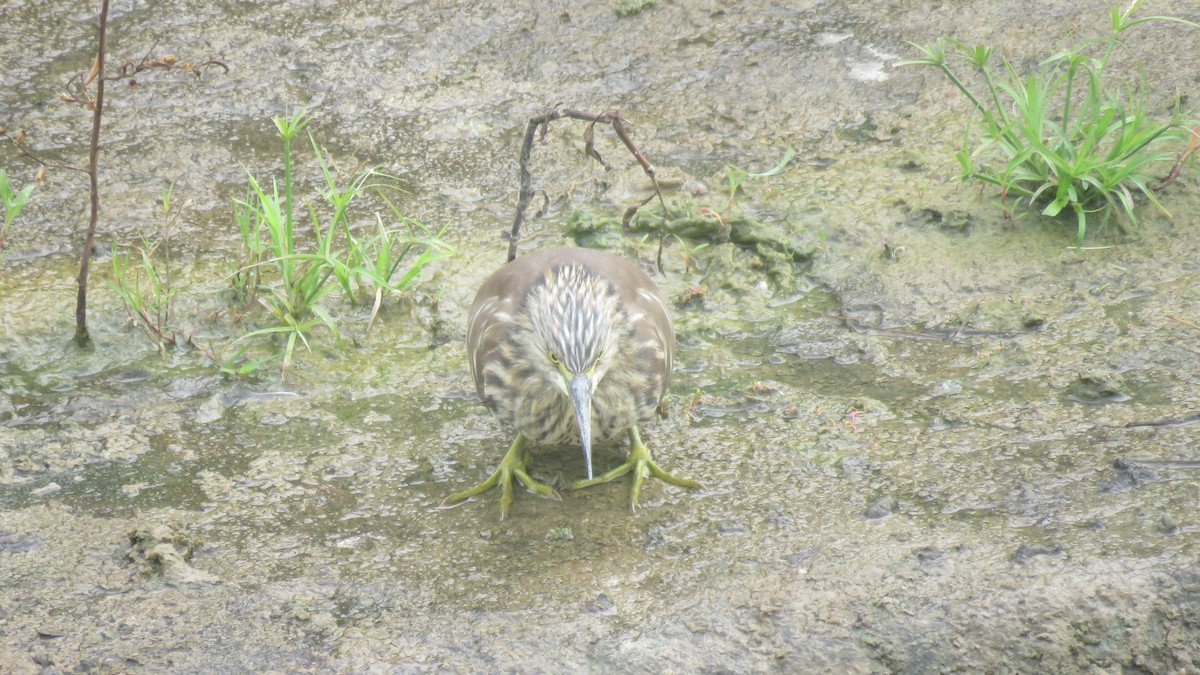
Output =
[{"x1": 524, "y1": 263, "x2": 624, "y2": 479}]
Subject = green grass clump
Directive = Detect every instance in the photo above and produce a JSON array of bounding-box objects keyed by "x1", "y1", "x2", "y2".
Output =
[
  {"x1": 901, "y1": 1, "x2": 1198, "y2": 245},
  {"x1": 0, "y1": 168, "x2": 35, "y2": 250},
  {"x1": 225, "y1": 110, "x2": 453, "y2": 377},
  {"x1": 106, "y1": 112, "x2": 451, "y2": 379}
]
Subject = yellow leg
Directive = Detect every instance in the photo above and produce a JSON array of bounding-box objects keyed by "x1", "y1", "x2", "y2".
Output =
[
  {"x1": 442, "y1": 434, "x2": 560, "y2": 519},
  {"x1": 571, "y1": 427, "x2": 700, "y2": 511}
]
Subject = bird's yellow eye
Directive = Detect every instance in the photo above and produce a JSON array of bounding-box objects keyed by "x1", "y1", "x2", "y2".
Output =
[{"x1": 548, "y1": 353, "x2": 561, "y2": 365}]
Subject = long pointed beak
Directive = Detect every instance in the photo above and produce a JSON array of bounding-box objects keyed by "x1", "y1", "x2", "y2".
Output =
[{"x1": 568, "y1": 373, "x2": 594, "y2": 479}]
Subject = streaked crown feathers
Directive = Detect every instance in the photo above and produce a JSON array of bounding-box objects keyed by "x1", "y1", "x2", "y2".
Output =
[{"x1": 524, "y1": 263, "x2": 623, "y2": 373}]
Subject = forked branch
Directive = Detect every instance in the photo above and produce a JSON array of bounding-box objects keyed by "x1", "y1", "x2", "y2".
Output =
[{"x1": 507, "y1": 105, "x2": 668, "y2": 267}]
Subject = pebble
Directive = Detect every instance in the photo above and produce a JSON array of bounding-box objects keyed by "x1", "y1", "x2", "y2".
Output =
[
  {"x1": 1158, "y1": 514, "x2": 1179, "y2": 535},
  {"x1": 1012, "y1": 543, "x2": 1061, "y2": 564},
  {"x1": 30, "y1": 482, "x2": 61, "y2": 497},
  {"x1": 587, "y1": 593, "x2": 615, "y2": 614},
  {"x1": 865, "y1": 496, "x2": 897, "y2": 519}
]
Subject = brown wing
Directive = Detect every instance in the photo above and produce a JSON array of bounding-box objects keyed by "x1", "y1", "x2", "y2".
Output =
[
  {"x1": 466, "y1": 248, "x2": 570, "y2": 401},
  {"x1": 584, "y1": 250, "x2": 674, "y2": 392}
]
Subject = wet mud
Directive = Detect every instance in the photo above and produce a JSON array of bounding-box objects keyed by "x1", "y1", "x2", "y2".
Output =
[{"x1": 2, "y1": 0, "x2": 1200, "y2": 672}]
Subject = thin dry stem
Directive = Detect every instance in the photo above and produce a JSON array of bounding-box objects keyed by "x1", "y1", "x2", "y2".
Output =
[{"x1": 507, "y1": 105, "x2": 667, "y2": 268}]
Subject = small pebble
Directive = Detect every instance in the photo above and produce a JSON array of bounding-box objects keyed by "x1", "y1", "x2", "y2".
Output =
[
  {"x1": 1158, "y1": 514, "x2": 1179, "y2": 535},
  {"x1": 785, "y1": 548, "x2": 817, "y2": 565},
  {"x1": 865, "y1": 496, "x2": 897, "y2": 519},
  {"x1": 31, "y1": 482, "x2": 61, "y2": 497},
  {"x1": 718, "y1": 521, "x2": 748, "y2": 535},
  {"x1": 912, "y1": 546, "x2": 942, "y2": 563},
  {"x1": 587, "y1": 593, "x2": 615, "y2": 614},
  {"x1": 1012, "y1": 543, "x2": 1061, "y2": 564},
  {"x1": 1066, "y1": 371, "x2": 1129, "y2": 404}
]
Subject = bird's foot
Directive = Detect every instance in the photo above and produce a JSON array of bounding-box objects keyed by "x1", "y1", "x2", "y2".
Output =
[
  {"x1": 571, "y1": 428, "x2": 700, "y2": 511},
  {"x1": 442, "y1": 434, "x2": 560, "y2": 519}
]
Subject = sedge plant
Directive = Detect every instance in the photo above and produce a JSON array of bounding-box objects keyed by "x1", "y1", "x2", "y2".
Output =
[
  {"x1": 110, "y1": 184, "x2": 182, "y2": 354},
  {"x1": 225, "y1": 110, "x2": 452, "y2": 377},
  {"x1": 901, "y1": 1, "x2": 1199, "y2": 245}
]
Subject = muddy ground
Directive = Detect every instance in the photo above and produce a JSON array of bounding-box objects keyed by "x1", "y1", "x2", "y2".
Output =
[{"x1": 2, "y1": 0, "x2": 1200, "y2": 672}]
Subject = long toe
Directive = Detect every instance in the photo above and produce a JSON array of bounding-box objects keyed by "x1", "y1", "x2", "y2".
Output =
[
  {"x1": 443, "y1": 435, "x2": 560, "y2": 519},
  {"x1": 571, "y1": 428, "x2": 700, "y2": 510}
]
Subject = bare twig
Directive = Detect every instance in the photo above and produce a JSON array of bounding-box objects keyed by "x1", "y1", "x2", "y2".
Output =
[
  {"x1": 126, "y1": 305, "x2": 177, "y2": 354},
  {"x1": 1, "y1": 129, "x2": 90, "y2": 175},
  {"x1": 1167, "y1": 314, "x2": 1200, "y2": 331},
  {"x1": 1154, "y1": 126, "x2": 1200, "y2": 191},
  {"x1": 507, "y1": 106, "x2": 667, "y2": 267},
  {"x1": 1122, "y1": 415, "x2": 1200, "y2": 429},
  {"x1": 62, "y1": 41, "x2": 228, "y2": 109},
  {"x1": 42, "y1": 7, "x2": 225, "y2": 344},
  {"x1": 74, "y1": 0, "x2": 111, "y2": 345},
  {"x1": 840, "y1": 316, "x2": 1043, "y2": 340}
]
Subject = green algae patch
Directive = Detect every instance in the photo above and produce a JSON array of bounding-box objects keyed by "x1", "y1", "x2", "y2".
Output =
[{"x1": 566, "y1": 200, "x2": 817, "y2": 284}]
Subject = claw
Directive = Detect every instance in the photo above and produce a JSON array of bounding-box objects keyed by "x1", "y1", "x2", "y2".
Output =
[
  {"x1": 570, "y1": 427, "x2": 700, "y2": 511},
  {"x1": 443, "y1": 434, "x2": 561, "y2": 519}
]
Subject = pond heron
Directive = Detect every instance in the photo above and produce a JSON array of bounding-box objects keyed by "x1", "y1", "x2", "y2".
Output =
[{"x1": 443, "y1": 247, "x2": 699, "y2": 518}]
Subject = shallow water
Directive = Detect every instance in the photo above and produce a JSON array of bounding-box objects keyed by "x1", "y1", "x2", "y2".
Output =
[{"x1": 3, "y1": 0, "x2": 1200, "y2": 671}]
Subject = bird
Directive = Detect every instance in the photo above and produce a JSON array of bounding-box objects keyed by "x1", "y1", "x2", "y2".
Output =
[{"x1": 443, "y1": 246, "x2": 700, "y2": 518}]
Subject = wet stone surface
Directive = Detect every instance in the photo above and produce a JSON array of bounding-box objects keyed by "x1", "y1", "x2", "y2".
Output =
[{"x1": 2, "y1": 0, "x2": 1200, "y2": 672}]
